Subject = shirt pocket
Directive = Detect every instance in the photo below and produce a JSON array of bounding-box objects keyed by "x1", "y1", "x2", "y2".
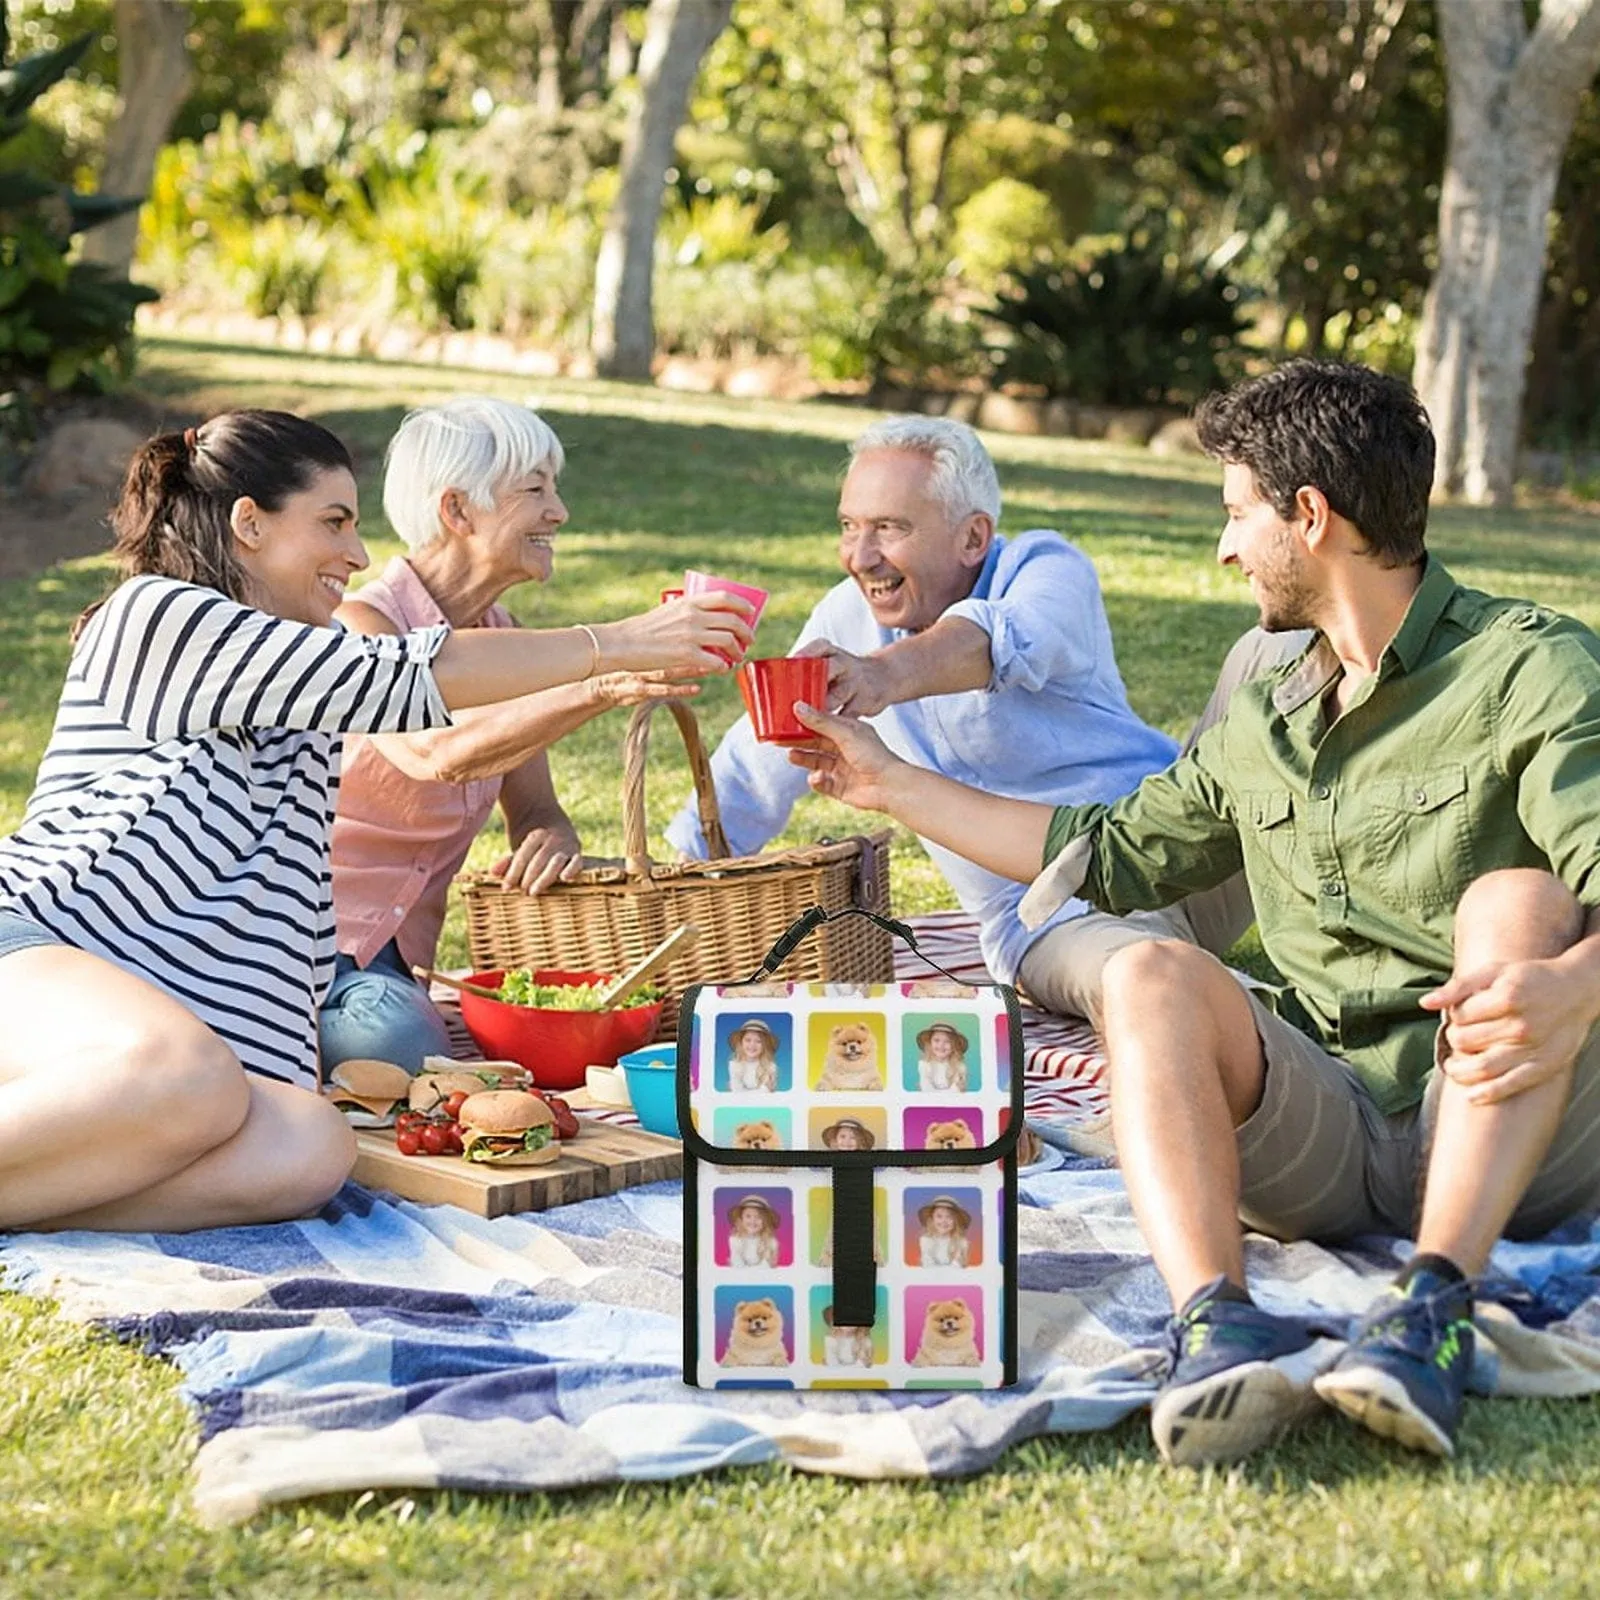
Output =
[
  {"x1": 1366, "y1": 764, "x2": 1471, "y2": 909},
  {"x1": 1241, "y1": 788, "x2": 1297, "y2": 900}
]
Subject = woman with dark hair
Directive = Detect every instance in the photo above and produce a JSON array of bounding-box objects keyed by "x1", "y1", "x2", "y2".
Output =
[{"x1": 0, "y1": 410, "x2": 751, "y2": 1232}]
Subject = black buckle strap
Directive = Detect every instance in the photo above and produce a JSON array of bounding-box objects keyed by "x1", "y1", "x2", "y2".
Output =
[
  {"x1": 743, "y1": 904, "x2": 968, "y2": 985},
  {"x1": 829, "y1": 1163, "x2": 877, "y2": 1327}
]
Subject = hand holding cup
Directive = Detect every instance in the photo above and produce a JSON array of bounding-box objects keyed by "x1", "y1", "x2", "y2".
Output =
[
  {"x1": 611, "y1": 590, "x2": 754, "y2": 675},
  {"x1": 786, "y1": 701, "x2": 905, "y2": 814},
  {"x1": 737, "y1": 655, "x2": 828, "y2": 743},
  {"x1": 684, "y1": 570, "x2": 768, "y2": 664}
]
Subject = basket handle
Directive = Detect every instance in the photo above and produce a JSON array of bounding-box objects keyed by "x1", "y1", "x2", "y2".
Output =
[{"x1": 621, "y1": 699, "x2": 731, "y2": 876}]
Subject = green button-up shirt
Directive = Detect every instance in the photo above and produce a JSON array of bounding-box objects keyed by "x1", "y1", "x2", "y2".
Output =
[{"x1": 1030, "y1": 559, "x2": 1600, "y2": 1114}]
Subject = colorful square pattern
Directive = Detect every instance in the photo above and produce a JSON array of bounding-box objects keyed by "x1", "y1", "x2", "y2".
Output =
[{"x1": 684, "y1": 978, "x2": 1018, "y2": 1390}]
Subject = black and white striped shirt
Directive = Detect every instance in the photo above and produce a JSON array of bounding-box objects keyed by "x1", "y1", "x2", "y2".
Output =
[{"x1": 0, "y1": 576, "x2": 452, "y2": 1090}]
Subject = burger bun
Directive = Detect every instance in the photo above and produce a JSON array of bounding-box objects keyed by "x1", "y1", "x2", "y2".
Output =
[
  {"x1": 459, "y1": 1090, "x2": 559, "y2": 1166},
  {"x1": 326, "y1": 1058, "x2": 413, "y2": 1125}
]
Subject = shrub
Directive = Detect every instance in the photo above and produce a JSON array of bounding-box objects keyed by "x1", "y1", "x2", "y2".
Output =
[
  {"x1": 366, "y1": 194, "x2": 492, "y2": 332},
  {"x1": 0, "y1": 31, "x2": 156, "y2": 396},
  {"x1": 951, "y1": 178, "x2": 1063, "y2": 292},
  {"x1": 661, "y1": 192, "x2": 788, "y2": 269},
  {"x1": 213, "y1": 214, "x2": 333, "y2": 318},
  {"x1": 470, "y1": 208, "x2": 597, "y2": 346},
  {"x1": 984, "y1": 241, "x2": 1245, "y2": 406}
]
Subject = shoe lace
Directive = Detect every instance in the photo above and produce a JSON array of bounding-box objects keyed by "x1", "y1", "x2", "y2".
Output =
[
  {"x1": 1163, "y1": 1288, "x2": 1268, "y2": 1369},
  {"x1": 1360, "y1": 1280, "x2": 1474, "y2": 1368}
]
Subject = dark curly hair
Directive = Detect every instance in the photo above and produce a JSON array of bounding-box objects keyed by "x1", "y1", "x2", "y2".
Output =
[{"x1": 1194, "y1": 362, "x2": 1434, "y2": 567}]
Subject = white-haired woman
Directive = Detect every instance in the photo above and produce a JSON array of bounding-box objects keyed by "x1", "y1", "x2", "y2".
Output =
[{"x1": 322, "y1": 396, "x2": 705, "y2": 1072}]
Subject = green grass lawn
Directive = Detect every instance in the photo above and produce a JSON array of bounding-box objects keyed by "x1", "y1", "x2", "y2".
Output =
[{"x1": 5, "y1": 337, "x2": 1600, "y2": 1598}]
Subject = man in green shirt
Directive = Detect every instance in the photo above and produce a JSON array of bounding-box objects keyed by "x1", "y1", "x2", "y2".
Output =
[{"x1": 788, "y1": 361, "x2": 1600, "y2": 1468}]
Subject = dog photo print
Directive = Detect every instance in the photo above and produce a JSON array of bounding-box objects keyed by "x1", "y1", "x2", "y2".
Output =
[{"x1": 807, "y1": 1012, "x2": 889, "y2": 1093}]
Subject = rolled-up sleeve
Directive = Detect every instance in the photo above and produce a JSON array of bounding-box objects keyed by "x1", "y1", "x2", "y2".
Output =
[
  {"x1": 944, "y1": 536, "x2": 1104, "y2": 694},
  {"x1": 74, "y1": 576, "x2": 452, "y2": 741},
  {"x1": 1022, "y1": 733, "x2": 1243, "y2": 927}
]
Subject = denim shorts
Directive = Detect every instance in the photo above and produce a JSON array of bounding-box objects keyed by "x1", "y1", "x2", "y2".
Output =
[{"x1": 0, "y1": 907, "x2": 63, "y2": 963}]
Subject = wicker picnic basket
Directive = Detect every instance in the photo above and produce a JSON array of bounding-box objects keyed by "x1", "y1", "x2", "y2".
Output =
[{"x1": 458, "y1": 699, "x2": 895, "y2": 1041}]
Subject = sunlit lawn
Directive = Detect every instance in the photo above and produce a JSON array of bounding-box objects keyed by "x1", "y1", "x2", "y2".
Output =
[{"x1": 3, "y1": 336, "x2": 1600, "y2": 1598}]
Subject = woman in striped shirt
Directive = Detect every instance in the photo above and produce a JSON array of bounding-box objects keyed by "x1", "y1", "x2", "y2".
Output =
[{"x1": 0, "y1": 410, "x2": 750, "y2": 1232}]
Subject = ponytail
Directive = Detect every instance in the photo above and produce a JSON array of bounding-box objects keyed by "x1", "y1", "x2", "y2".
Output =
[{"x1": 75, "y1": 410, "x2": 354, "y2": 639}]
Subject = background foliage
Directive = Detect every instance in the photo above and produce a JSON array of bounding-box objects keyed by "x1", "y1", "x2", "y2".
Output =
[
  {"x1": 0, "y1": 26, "x2": 155, "y2": 410},
  {"x1": 4, "y1": 0, "x2": 1598, "y2": 434}
]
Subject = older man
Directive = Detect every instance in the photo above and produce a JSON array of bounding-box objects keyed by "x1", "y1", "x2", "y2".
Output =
[{"x1": 666, "y1": 415, "x2": 1290, "y2": 1007}]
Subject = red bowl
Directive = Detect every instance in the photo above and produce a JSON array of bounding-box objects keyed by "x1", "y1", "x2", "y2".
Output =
[{"x1": 457, "y1": 969, "x2": 664, "y2": 1091}]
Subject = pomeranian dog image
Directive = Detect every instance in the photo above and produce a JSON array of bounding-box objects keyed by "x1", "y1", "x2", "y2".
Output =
[
  {"x1": 815, "y1": 1022, "x2": 883, "y2": 1092},
  {"x1": 923, "y1": 1118, "x2": 977, "y2": 1152},
  {"x1": 717, "y1": 1117, "x2": 786, "y2": 1173},
  {"x1": 910, "y1": 1297, "x2": 982, "y2": 1367},
  {"x1": 721, "y1": 1297, "x2": 790, "y2": 1366}
]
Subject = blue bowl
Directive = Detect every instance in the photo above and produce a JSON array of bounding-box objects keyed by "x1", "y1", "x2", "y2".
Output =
[{"x1": 619, "y1": 1045, "x2": 681, "y2": 1138}]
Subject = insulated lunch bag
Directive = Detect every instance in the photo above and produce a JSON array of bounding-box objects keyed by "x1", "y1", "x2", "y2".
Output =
[{"x1": 679, "y1": 906, "x2": 1022, "y2": 1390}]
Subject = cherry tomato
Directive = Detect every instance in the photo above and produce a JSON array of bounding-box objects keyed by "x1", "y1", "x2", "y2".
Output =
[
  {"x1": 419, "y1": 1123, "x2": 450, "y2": 1156},
  {"x1": 442, "y1": 1091, "x2": 470, "y2": 1119},
  {"x1": 395, "y1": 1110, "x2": 424, "y2": 1132},
  {"x1": 545, "y1": 1095, "x2": 580, "y2": 1140},
  {"x1": 442, "y1": 1123, "x2": 464, "y2": 1156},
  {"x1": 395, "y1": 1128, "x2": 423, "y2": 1157}
]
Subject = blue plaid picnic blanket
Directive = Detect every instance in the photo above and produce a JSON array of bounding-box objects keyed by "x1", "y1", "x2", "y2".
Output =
[{"x1": 7, "y1": 1158, "x2": 1600, "y2": 1525}]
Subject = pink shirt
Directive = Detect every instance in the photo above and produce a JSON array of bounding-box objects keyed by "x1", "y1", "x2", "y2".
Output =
[{"x1": 331, "y1": 558, "x2": 517, "y2": 969}]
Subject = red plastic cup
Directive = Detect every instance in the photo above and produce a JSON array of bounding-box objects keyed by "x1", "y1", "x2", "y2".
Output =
[
  {"x1": 737, "y1": 655, "x2": 827, "y2": 744},
  {"x1": 684, "y1": 569, "x2": 767, "y2": 663}
]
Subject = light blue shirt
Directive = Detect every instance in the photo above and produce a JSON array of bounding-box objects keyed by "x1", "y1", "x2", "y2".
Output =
[{"x1": 664, "y1": 530, "x2": 1179, "y2": 983}]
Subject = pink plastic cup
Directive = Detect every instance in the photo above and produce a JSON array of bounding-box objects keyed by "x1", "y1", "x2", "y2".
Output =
[
  {"x1": 737, "y1": 655, "x2": 827, "y2": 744},
  {"x1": 684, "y1": 569, "x2": 768, "y2": 663}
]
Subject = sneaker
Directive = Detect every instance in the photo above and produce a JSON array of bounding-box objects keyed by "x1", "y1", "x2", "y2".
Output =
[
  {"x1": 1151, "y1": 1276, "x2": 1327, "y2": 1468},
  {"x1": 1314, "y1": 1268, "x2": 1474, "y2": 1457}
]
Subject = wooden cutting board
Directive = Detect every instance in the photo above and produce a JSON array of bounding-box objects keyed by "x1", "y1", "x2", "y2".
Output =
[{"x1": 352, "y1": 1118, "x2": 682, "y2": 1219}]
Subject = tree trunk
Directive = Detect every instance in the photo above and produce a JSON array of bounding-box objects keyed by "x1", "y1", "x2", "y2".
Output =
[
  {"x1": 590, "y1": 0, "x2": 731, "y2": 379},
  {"x1": 79, "y1": 0, "x2": 192, "y2": 280},
  {"x1": 1413, "y1": 0, "x2": 1600, "y2": 505}
]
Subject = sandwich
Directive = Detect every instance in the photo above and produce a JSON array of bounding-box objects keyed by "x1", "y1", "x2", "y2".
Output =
[
  {"x1": 419, "y1": 1055, "x2": 531, "y2": 1088},
  {"x1": 409, "y1": 1063, "x2": 531, "y2": 1114},
  {"x1": 326, "y1": 1058, "x2": 413, "y2": 1127},
  {"x1": 458, "y1": 1090, "x2": 559, "y2": 1166}
]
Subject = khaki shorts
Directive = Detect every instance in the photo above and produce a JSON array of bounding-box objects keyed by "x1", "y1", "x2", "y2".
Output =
[{"x1": 1237, "y1": 994, "x2": 1600, "y2": 1242}]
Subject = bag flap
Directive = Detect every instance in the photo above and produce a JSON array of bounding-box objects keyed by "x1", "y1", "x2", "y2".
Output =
[{"x1": 676, "y1": 979, "x2": 1025, "y2": 1169}]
